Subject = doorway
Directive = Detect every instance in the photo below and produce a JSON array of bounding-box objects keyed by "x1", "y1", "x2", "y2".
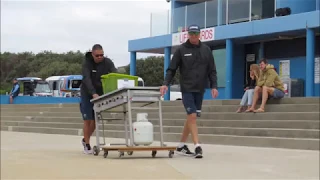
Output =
[{"x1": 244, "y1": 43, "x2": 260, "y2": 86}]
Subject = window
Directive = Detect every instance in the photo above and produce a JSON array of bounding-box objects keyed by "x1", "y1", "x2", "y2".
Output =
[
  {"x1": 34, "y1": 83, "x2": 51, "y2": 93},
  {"x1": 212, "y1": 49, "x2": 226, "y2": 87},
  {"x1": 71, "y1": 80, "x2": 82, "y2": 88}
]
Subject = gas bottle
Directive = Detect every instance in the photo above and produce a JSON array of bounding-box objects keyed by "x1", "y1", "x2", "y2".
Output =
[{"x1": 133, "y1": 113, "x2": 154, "y2": 146}]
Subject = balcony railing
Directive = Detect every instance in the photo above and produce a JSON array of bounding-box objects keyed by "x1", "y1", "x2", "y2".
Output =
[{"x1": 150, "y1": 0, "x2": 317, "y2": 37}]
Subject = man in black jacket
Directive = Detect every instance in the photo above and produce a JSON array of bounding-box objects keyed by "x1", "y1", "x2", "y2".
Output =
[
  {"x1": 80, "y1": 44, "x2": 117, "y2": 154},
  {"x1": 160, "y1": 25, "x2": 218, "y2": 158}
]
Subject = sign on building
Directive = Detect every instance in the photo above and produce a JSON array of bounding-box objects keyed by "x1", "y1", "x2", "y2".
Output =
[
  {"x1": 279, "y1": 60, "x2": 290, "y2": 78},
  {"x1": 171, "y1": 27, "x2": 215, "y2": 46}
]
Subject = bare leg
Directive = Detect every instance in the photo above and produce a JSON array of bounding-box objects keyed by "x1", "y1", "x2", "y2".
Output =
[
  {"x1": 258, "y1": 86, "x2": 274, "y2": 110},
  {"x1": 179, "y1": 113, "x2": 198, "y2": 144},
  {"x1": 89, "y1": 120, "x2": 96, "y2": 137},
  {"x1": 180, "y1": 120, "x2": 190, "y2": 142},
  {"x1": 83, "y1": 121, "x2": 92, "y2": 144},
  {"x1": 188, "y1": 113, "x2": 199, "y2": 144},
  {"x1": 9, "y1": 96, "x2": 13, "y2": 104},
  {"x1": 249, "y1": 86, "x2": 262, "y2": 111}
]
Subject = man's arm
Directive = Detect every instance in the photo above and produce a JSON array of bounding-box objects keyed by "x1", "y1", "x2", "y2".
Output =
[
  {"x1": 163, "y1": 48, "x2": 181, "y2": 86},
  {"x1": 81, "y1": 60, "x2": 97, "y2": 95},
  {"x1": 264, "y1": 70, "x2": 278, "y2": 87},
  {"x1": 208, "y1": 49, "x2": 218, "y2": 89}
]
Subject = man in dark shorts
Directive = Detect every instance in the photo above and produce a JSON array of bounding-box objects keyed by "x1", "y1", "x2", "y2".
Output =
[
  {"x1": 80, "y1": 44, "x2": 117, "y2": 154},
  {"x1": 9, "y1": 78, "x2": 20, "y2": 104},
  {"x1": 160, "y1": 25, "x2": 219, "y2": 158}
]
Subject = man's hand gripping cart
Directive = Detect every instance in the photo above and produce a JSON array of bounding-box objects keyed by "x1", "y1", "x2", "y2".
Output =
[{"x1": 90, "y1": 87, "x2": 176, "y2": 158}]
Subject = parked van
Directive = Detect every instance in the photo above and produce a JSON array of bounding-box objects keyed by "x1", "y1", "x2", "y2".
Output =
[{"x1": 17, "y1": 77, "x2": 52, "y2": 97}]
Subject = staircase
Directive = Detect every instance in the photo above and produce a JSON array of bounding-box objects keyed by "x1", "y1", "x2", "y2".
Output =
[{"x1": 1, "y1": 97, "x2": 319, "y2": 150}]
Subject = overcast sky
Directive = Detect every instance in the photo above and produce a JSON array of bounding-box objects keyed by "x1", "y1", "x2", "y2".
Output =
[{"x1": 1, "y1": 0, "x2": 170, "y2": 67}]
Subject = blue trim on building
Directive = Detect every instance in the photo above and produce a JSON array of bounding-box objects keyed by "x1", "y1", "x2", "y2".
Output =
[
  {"x1": 164, "y1": 47, "x2": 171, "y2": 101},
  {"x1": 306, "y1": 28, "x2": 316, "y2": 96},
  {"x1": 130, "y1": 51, "x2": 136, "y2": 75},
  {"x1": 128, "y1": 34, "x2": 172, "y2": 52},
  {"x1": 225, "y1": 39, "x2": 233, "y2": 99}
]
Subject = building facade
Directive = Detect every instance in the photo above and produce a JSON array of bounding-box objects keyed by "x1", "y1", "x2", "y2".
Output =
[{"x1": 128, "y1": 0, "x2": 320, "y2": 100}]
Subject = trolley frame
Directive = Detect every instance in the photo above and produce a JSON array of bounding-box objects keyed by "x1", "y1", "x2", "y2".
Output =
[{"x1": 90, "y1": 87, "x2": 175, "y2": 158}]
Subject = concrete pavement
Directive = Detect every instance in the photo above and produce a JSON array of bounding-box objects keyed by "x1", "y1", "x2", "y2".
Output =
[{"x1": 1, "y1": 131, "x2": 319, "y2": 179}]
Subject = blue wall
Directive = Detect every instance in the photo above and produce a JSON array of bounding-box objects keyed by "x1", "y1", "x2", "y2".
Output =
[
  {"x1": 277, "y1": 0, "x2": 317, "y2": 14},
  {"x1": 0, "y1": 95, "x2": 80, "y2": 104},
  {"x1": 128, "y1": 34, "x2": 172, "y2": 52},
  {"x1": 268, "y1": 56, "x2": 320, "y2": 97}
]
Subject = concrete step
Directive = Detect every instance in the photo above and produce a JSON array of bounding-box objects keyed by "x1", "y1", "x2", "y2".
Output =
[
  {"x1": 1, "y1": 126, "x2": 319, "y2": 150},
  {"x1": 1, "y1": 111, "x2": 319, "y2": 120},
  {"x1": 1, "y1": 104, "x2": 319, "y2": 113},
  {"x1": 2, "y1": 121, "x2": 319, "y2": 139},
  {"x1": 0, "y1": 97, "x2": 319, "y2": 109},
  {"x1": 1, "y1": 118, "x2": 319, "y2": 129},
  {"x1": 160, "y1": 97, "x2": 320, "y2": 106}
]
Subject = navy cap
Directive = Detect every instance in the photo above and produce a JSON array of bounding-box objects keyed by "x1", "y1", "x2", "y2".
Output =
[{"x1": 188, "y1": 25, "x2": 200, "y2": 33}]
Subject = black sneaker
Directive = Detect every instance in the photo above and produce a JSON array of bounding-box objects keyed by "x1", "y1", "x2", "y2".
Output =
[
  {"x1": 194, "y1": 146, "x2": 203, "y2": 158},
  {"x1": 176, "y1": 145, "x2": 194, "y2": 156}
]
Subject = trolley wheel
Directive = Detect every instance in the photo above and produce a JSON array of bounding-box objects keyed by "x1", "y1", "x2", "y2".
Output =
[
  {"x1": 103, "y1": 151, "x2": 108, "y2": 158},
  {"x1": 168, "y1": 150, "x2": 174, "y2": 158},
  {"x1": 93, "y1": 146, "x2": 99, "y2": 156},
  {"x1": 152, "y1": 151, "x2": 157, "y2": 158},
  {"x1": 119, "y1": 151, "x2": 124, "y2": 158},
  {"x1": 127, "y1": 151, "x2": 133, "y2": 156}
]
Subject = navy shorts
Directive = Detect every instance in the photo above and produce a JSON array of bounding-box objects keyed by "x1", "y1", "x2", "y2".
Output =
[
  {"x1": 182, "y1": 92, "x2": 204, "y2": 117},
  {"x1": 10, "y1": 95, "x2": 18, "y2": 99},
  {"x1": 80, "y1": 94, "x2": 95, "y2": 120},
  {"x1": 272, "y1": 88, "x2": 285, "y2": 99}
]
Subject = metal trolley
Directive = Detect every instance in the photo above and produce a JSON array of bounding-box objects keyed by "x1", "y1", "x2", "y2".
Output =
[{"x1": 90, "y1": 87, "x2": 176, "y2": 158}]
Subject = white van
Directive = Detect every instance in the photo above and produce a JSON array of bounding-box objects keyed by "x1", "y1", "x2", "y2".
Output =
[{"x1": 45, "y1": 76, "x2": 67, "y2": 97}]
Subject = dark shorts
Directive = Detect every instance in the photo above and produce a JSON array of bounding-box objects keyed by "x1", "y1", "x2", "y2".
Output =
[
  {"x1": 10, "y1": 95, "x2": 18, "y2": 99},
  {"x1": 80, "y1": 94, "x2": 95, "y2": 120},
  {"x1": 272, "y1": 88, "x2": 285, "y2": 99},
  {"x1": 182, "y1": 92, "x2": 204, "y2": 117}
]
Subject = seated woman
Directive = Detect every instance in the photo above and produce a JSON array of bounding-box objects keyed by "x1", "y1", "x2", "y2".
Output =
[{"x1": 236, "y1": 64, "x2": 260, "y2": 113}]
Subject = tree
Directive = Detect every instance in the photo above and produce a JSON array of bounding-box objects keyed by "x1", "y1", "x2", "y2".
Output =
[
  {"x1": 0, "y1": 51, "x2": 180, "y2": 94},
  {"x1": 124, "y1": 56, "x2": 180, "y2": 86}
]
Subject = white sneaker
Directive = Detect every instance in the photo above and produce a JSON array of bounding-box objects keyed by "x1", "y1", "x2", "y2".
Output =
[
  {"x1": 82, "y1": 141, "x2": 93, "y2": 154},
  {"x1": 83, "y1": 148, "x2": 93, "y2": 154}
]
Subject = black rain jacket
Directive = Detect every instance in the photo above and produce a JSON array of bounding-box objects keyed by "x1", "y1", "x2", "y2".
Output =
[
  {"x1": 163, "y1": 39, "x2": 218, "y2": 93},
  {"x1": 80, "y1": 52, "x2": 117, "y2": 96}
]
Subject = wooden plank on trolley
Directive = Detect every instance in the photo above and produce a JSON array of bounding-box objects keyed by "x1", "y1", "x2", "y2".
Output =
[{"x1": 102, "y1": 146, "x2": 176, "y2": 151}]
